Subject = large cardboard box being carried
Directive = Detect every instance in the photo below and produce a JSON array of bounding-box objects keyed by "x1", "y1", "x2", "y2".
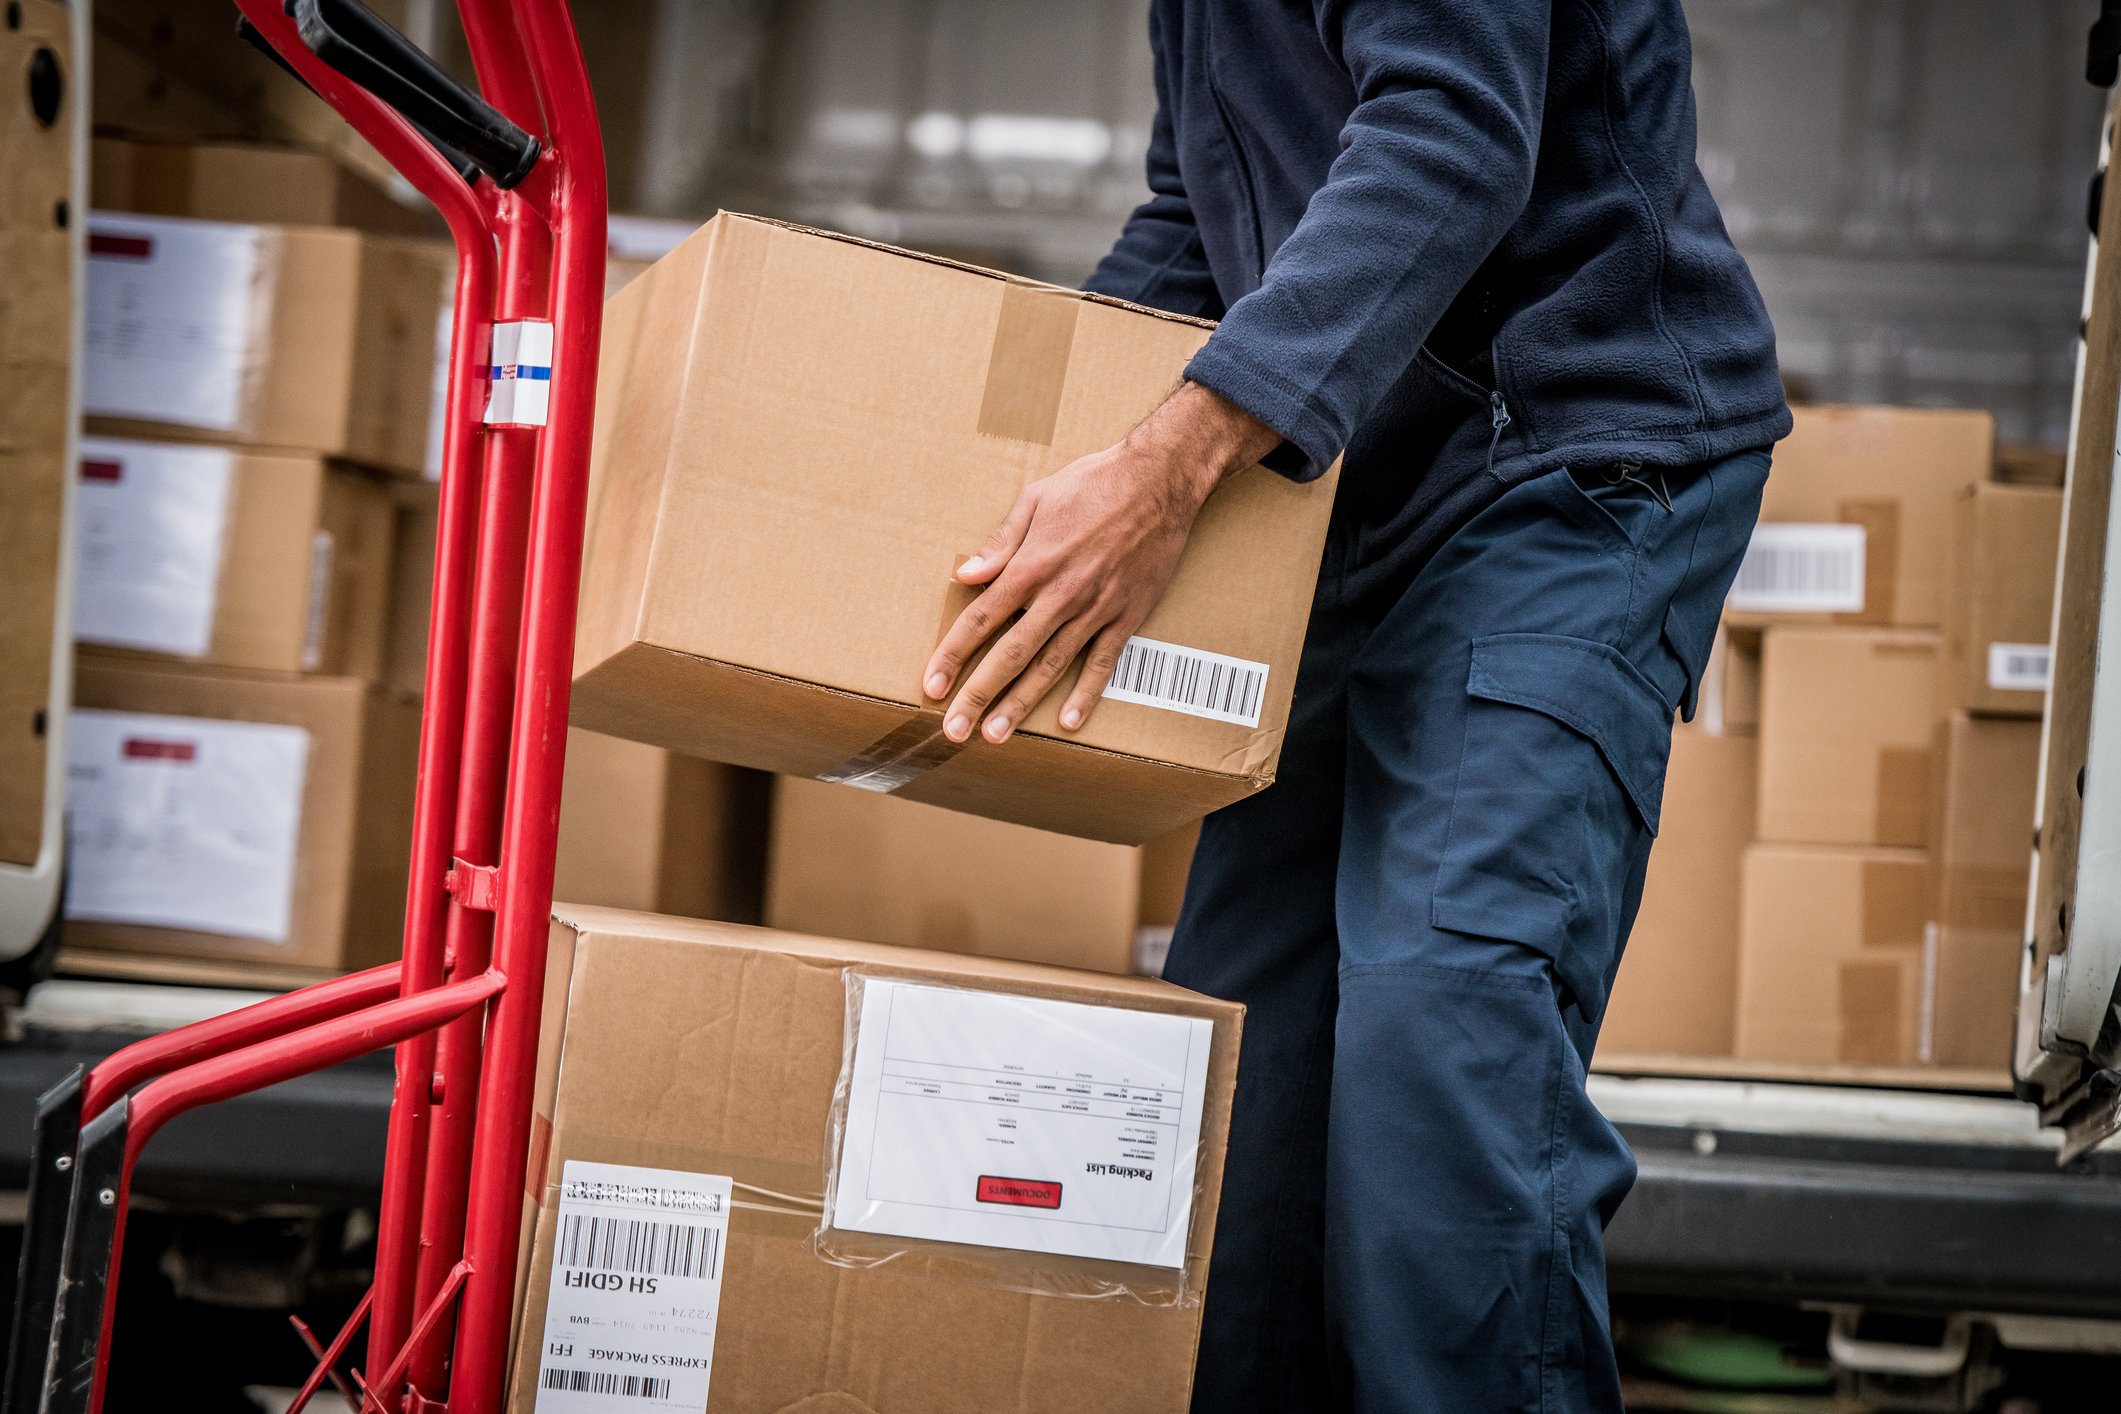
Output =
[
  {"x1": 64, "y1": 653, "x2": 419, "y2": 983},
  {"x1": 1726, "y1": 405, "x2": 1993, "y2": 629},
  {"x1": 511, "y1": 908, "x2": 1241, "y2": 1413},
  {"x1": 1757, "y1": 626, "x2": 1940, "y2": 847},
  {"x1": 91, "y1": 134, "x2": 434, "y2": 238},
  {"x1": 766, "y1": 776, "x2": 1196, "y2": 975},
  {"x1": 573, "y1": 214, "x2": 1336, "y2": 845},
  {"x1": 1928, "y1": 712, "x2": 2040, "y2": 1066},
  {"x1": 84, "y1": 211, "x2": 447, "y2": 476},
  {"x1": 73, "y1": 437, "x2": 395, "y2": 678},
  {"x1": 1943, "y1": 482, "x2": 2061, "y2": 718},
  {"x1": 1600, "y1": 726, "x2": 1756, "y2": 1058}
]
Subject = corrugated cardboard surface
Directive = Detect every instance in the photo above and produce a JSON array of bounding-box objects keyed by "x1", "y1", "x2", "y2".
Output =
[
  {"x1": 88, "y1": 224, "x2": 448, "y2": 476},
  {"x1": 1757, "y1": 626, "x2": 1940, "y2": 846},
  {"x1": 1944, "y1": 482, "x2": 2061, "y2": 717},
  {"x1": 1736, "y1": 844, "x2": 1930, "y2": 1066},
  {"x1": 511, "y1": 909, "x2": 1241, "y2": 1414},
  {"x1": 1924, "y1": 713, "x2": 2038, "y2": 1066},
  {"x1": 766, "y1": 776, "x2": 1160, "y2": 973},
  {"x1": 573, "y1": 214, "x2": 1336, "y2": 845},
  {"x1": 68, "y1": 654, "x2": 418, "y2": 974},
  {"x1": 554, "y1": 728, "x2": 769, "y2": 924},
  {"x1": 1600, "y1": 726, "x2": 1756, "y2": 1058},
  {"x1": 90, "y1": 134, "x2": 435, "y2": 238},
  {"x1": 0, "y1": 0, "x2": 73, "y2": 867},
  {"x1": 1726, "y1": 404, "x2": 1993, "y2": 630}
]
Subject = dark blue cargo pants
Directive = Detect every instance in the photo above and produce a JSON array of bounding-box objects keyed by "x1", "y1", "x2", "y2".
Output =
[{"x1": 1165, "y1": 448, "x2": 1770, "y2": 1413}]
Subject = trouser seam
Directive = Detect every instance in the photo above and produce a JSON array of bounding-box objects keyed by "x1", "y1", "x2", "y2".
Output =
[{"x1": 1539, "y1": 1026, "x2": 1572, "y2": 1412}]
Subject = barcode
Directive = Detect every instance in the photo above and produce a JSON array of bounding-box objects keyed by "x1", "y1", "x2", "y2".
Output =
[
  {"x1": 541, "y1": 1369, "x2": 671, "y2": 1401},
  {"x1": 1726, "y1": 523, "x2": 1867, "y2": 614},
  {"x1": 1102, "y1": 635, "x2": 1269, "y2": 727},
  {"x1": 1988, "y1": 641, "x2": 2052, "y2": 692},
  {"x1": 558, "y1": 1214, "x2": 722, "y2": 1281}
]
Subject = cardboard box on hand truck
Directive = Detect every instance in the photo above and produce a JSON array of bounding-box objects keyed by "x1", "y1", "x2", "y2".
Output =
[
  {"x1": 510, "y1": 908, "x2": 1241, "y2": 1414},
  {"x1": 571, "y1": 213, "x2": 1337, "y2": 846}
]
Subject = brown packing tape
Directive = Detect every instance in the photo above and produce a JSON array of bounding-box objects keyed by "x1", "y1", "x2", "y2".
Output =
[
  {"x1": 1860, "y1": 857, "x2": 1926, "y2": 950},
  {"x1": 1839, "y1": 958, "x2": 1908, "y2": 1064},
  {"x1": 978, "y1": 282, "x2": 1080, "y2": 445},
  {"x1": 1943, "y1": 864, "x2": 2033, "y2": 933},
  {"x1": 1874, "y1": 745, "x2": 1933, "y2": 847},
  {"x1": 1838, "y1": 497, "x2": 1900, "y2": 624}
]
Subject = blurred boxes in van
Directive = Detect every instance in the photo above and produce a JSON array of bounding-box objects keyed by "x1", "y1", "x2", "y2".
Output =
[
  {"x1": 1943, "y1": 482, "x2": 2061, "y2": 718},
  {"x1": 1756, "y1": 626, "x2": 1940, "y2": 848}
]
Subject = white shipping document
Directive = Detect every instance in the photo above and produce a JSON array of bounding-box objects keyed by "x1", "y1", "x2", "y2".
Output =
[
  {"x1": 533, "y1": 1162, "x2": 731, "y2": 1414},
  {"x1": 72, "y1": 438, "x2": 235, "y2": 658},
  {"x1": 1727, "y1": 523, "x2": 1868, "y2": 614},
  {"x1": 85, "y1": 214, "x2": 269, "y2": 431},
  {"x1": 65, "y1": 710, "x2": 308, "y2": 941},
  {"x1": 1988, "y1": 642, "x2": 2052, "y2": 692},
  {"x1": 832, "y1": 979, "x2": 1214, "y2": 1270}
]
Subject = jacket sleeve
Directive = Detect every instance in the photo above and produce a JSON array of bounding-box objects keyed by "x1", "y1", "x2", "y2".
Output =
[
  {"x1": 1083, "y1": 36, "x2": 1225, "y2": 320},
  {"x1": 1183, "y1": 1, "x2": 1550, "y2": 482}
]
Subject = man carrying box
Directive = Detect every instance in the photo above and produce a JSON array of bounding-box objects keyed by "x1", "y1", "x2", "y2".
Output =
[{"x1": 924, "y1": 2, "x2": 1789, "y2": 1410}]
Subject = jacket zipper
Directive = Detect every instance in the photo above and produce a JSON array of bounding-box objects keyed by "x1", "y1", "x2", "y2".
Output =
[{"x1": 1487, "y1": 391, "x2": 1513, "y2": 476}]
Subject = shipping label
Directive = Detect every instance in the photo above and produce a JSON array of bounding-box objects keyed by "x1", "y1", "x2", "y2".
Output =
[
  {"x1": 72, "y1": 438, "x2": 235, "y2": 658},
  {"x1": 65, "y1": 709, "x2": 308, "y2": 941},
  {"x1": 532, "y1": 1162, "x2": 731, "y2": 1414},
  {"x1": 1101, "y1": 635, "x2": 1269, "y2": 728},
  {"x1": 1987, "y1": 642, "x2": 2052, "y2": 693},
  {"x1": 1727, "y1": 523, "x2": 1868, "y2": 614},
  {"x1": 85, "y1": 214, "x2": 270, "y2": 431},
  {"x1": 831, "y1": 979, "x2": 1214, "y2": 1269},
  {"x1": 484, "y1": 319, "x2": 554, "y2": 427}
]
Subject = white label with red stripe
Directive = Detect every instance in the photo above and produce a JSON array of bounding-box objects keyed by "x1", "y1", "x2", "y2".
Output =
[
  {"x1": 830, "y1": 979, "x2": 1213, "y2": 1269},
  {"x1": 72, "y1": 437, "x2": 235, "y2": 657},
  {"x1": 65, "y1": 709, "x2": 309, "y2": 941},
  {"x1": 85, "y1": 213, "x2": 269, "y2": 431},
  {"x1": 484, "y1": 319, "x2": 554, "y2": 427}
]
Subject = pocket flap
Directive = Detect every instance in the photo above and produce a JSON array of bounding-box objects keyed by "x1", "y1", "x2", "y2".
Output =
[{"x1": 1466, "y1": 632, "x2": 1673, "y2": 833}]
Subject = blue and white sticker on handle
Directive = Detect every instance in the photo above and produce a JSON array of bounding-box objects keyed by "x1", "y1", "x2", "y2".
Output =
[{"x1": 484, "y1": 319, "x2": 554, "y2": 427}]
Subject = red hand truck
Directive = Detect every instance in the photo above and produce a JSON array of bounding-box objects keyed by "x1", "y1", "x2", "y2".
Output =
[{"x1": 5, "y1": 2, "x2": 607, "y2": 1410}]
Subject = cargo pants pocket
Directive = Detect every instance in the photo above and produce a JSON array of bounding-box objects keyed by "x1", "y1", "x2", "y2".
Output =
[{"x1": 1430, "y1": 633, "x2": 1675, "y2": 1020}]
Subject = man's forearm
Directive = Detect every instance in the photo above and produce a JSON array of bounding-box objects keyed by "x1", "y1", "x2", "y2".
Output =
[{"x1": 1122, "y1": 380, "x2": 1284, "y2": 513}]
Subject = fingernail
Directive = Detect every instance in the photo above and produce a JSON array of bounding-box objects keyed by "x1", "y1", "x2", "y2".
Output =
[
  {"x1": 1060, "y1": 706, "x2": 1082, "y2": 729},
  {"x1": 984, "y1": 715, "x2": 1011, "y2": 743},
  {"x1": 945, "y1": 714, "x2": 970, "y2": 741},
  {"x1": 958, "y1": 556, "x2": 983, "y2": 577},
  {"x1": 925, "y1": 672, "x2": 949, "y2": 699}
]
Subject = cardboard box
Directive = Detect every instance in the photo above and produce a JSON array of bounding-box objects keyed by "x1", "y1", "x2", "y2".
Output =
[
  {"x1": 91, "y1": 134, "x2": 434, "y2": 238},
  {"x1": 1726, "y1": 404, "x2": 1994, "y2": 629},
  {"x1": 382, "y1": 483, "x2": 438, "y2": 697},
  {"x1": 511, "y1": 907, "x2": 1240, "y2": 1414},
  {"x1": 1944, "y1": 483, "x2": 2061, "y2": 717},
  {"x1": 65, "y1": 653, "x2": 419, "y2": 975},
  {"x1": 1757, "y1": 626, "x2": 1941, "y2": 847},
  {"x1": 0, "y1": 0, "x2": 75, "y2": 867},
  {"x1": 1994, "y1": 443, "x2": 2066, "y2": 488},
  {"x1": 84, "y1": 212, "x2": 448, "y2": 476},
  {"x1": 554, "y1": 729, "x2": 769, "y2": 924},
  {"x1": 572, "y1": 214, "x2": 1336, "y2": 845},
  {"x1": 73, "y1": 438, "x2": 395, "y2": 678},
  {"x1": 1926, "y1": 713, "x2": 2039, "y2": 1067},
  {"x1": 1696, "y1": 625, "x2": 1760, "y2": 736},
  {"x1": 1735, "y1": 843, "x2": 1930, "y2": 1066},
  {"x1": 765, "y1": 777, "x2": 1195, "y2": 974},
  {"x1": 1600, "y1": 726, "x2": 1757, "y2": 1058}
]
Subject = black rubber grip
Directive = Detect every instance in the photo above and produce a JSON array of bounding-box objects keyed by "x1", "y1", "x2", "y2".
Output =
[{"x1": 287, "y1": 0, "x2": 540, "y2": 188}]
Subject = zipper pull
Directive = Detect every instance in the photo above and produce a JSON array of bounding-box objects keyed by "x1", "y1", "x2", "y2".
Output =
[{"x1": 1486, "y1": 391, "x2": 1512, "y2": 475}]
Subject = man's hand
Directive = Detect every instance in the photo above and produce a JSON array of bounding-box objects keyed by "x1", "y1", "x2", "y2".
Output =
[{"x1": 924, "y1": 381, "x2": 1280, "y2": 744}]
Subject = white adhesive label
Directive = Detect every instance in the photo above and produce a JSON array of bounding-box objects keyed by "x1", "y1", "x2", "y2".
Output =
[
  {"x1": 1727, "y1": 523, "x2": 1868, "y2": 614},
  {"x1": 1102, "y1": 635, "x2": 1269, "y2": 727},
  {"x1": 832, "y1": 979, "x2": 1213, "y2": 1269},
  {"x1": 533, "y1": 1162, "x2": 730, "y2": 1413},
  {"x1": 301, "y1": 531, "x2": 334, "y2": 672},
  {"x1": 1987, "y1": 641, "x2": 2052, "y2": 692},
  {"x1": 72, "y1": 437, "x2": 235, "y2": 658},
  {"x1": 65, "y1": 710, "x2": 309, "y2": 941},
  {"x1": 484, "y1": 319, "x2": 554, "y2": 427},
  {"x1": 85, "y1": 214, "x2": 268, "y2": 430}
]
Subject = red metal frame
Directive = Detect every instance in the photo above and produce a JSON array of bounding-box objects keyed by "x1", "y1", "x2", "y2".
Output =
[{"x1": 44, "y1": 3, "x2": 608, "y2": 1409}]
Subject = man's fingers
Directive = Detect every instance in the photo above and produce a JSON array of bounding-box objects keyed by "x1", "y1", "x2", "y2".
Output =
[
  {"x1": 924, "y1": 575, "x2": 1029, "y2": 701},
  {"x1": 982, "y1": 616, "x2": 1100, "y2": 744},
  {"x1": 943, "y1": 609, "x2": 1063, "y2": 743},
  {"x1": 1057, "y1": 623, "x2": 1134, "y2": 732},
  {"x1": 956, "y1": 486, "x2": 1038, "y2": 586}
]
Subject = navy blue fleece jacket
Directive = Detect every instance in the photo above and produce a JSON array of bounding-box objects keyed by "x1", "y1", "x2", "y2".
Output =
[{"x1": 1086, "y1": 0, "x2": 1790, "y2": 601}]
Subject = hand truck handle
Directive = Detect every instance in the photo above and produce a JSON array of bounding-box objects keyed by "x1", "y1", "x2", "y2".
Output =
[
  {"x1": 235, "y1": 14, "x2": 484, "y2": 185},
  {"x1": 287, "y1": 0, "x2": 540, "y2": 188}
]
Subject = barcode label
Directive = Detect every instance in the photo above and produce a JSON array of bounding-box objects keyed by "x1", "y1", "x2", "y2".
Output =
[
  {"x1": 541, "y1": 1371, "x2": 671, "y2": 1401},
  {"x1": 1727, "y1": 523, "x2": 1867, "y2": 613},
  {"x1": 557, "y1": 1213, "x2": 722, "y2": 1281},
  {"x1": 1988, "y1": 641, "x2": 2052, "y2": 692},
  {"x1": 534, "y1": 1162, "x2": 729, "y2": 1413},
  {"x1": 1102, "y1": 635, "x2": 1269, "y2": 727},
  {"x1": 300, "y1": 531, "x2": 333, "y2": 672}
]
